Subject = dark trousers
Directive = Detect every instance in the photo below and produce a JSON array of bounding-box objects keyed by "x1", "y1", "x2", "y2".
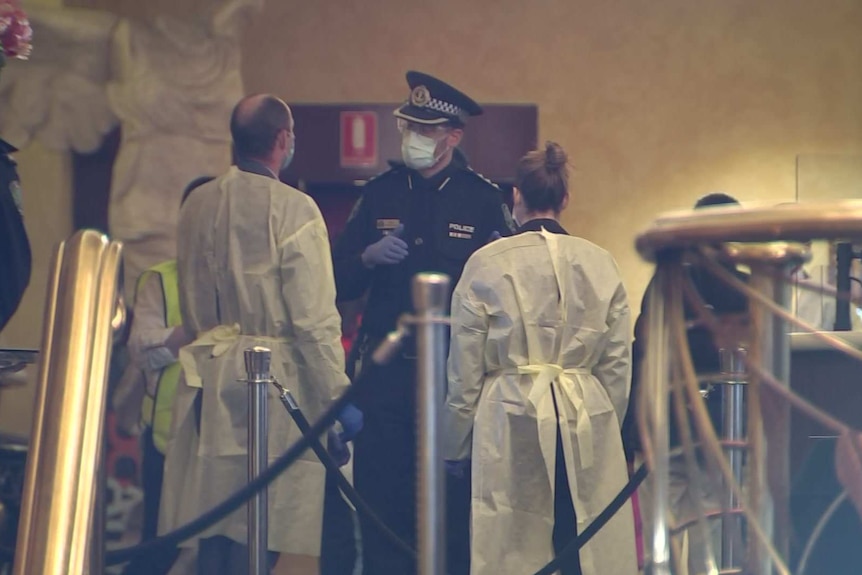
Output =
[
  {"x1": 351, "y1": 352, "x2": 416, "y2": 575},
  {"x1": 354, "y1": 424, "x2": 472, "y2": 575},
  {"x1": 446, "y1": 471, "x2": 472, "y2": 575},
  {"x1": 553, "y1": 425, "x2": 582, "y2": 575},
  {"x1": 320, "y1": 467, "x2": 358, "y2": 575},
  {"x1": 121, "y1": 429, "x2": 179, "y2": 575},
  {"x1": 354, "y1": 412, "x2": 417, "y2": 574},
  {"x1": 197, "y1": 535, "x2": 279, "y2": 575},
  {"x1": 352, "y1": 353, "x2": 472, "y2": 575}
]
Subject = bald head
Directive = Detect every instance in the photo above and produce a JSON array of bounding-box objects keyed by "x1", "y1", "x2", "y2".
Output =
[{"x1": 230, "y1": 94, "x2": 293, "y2": 162}]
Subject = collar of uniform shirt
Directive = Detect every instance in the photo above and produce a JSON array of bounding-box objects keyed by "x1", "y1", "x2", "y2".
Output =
[
  {"x1": 408, "y1": 157, "x2": 460, "y2": 192},
  {"x1": 236, "y1": 158, "x2": 278, "y2": 180}
]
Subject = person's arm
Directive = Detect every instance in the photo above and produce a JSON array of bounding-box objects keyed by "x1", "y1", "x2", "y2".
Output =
[
  {"x1": 332, "y1": 194, "x2": 375, "y2": 302},
  {"x1": 593, "y1": 278, "x2": 633, "y2": 427},
  {"x1": 280, "y1": 200, "x2": 351, "y2": 408},
  {"x1": 0, "y1": 159, "x2": 30, "y2": 332},
  {"x1": 444, "y1": 271, "x2": 490, "y2": 461},
  {"x1": 128, "y1": 273, "x2": 189, "y2": 372},
  {"x1": 621, "y1": 278, "x2": 653, "y2": 460}
]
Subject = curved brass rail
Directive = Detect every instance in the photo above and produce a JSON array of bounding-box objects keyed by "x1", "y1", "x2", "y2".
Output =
[
  {"x1": 636, "y1": 200, "x2": 862, "y2": 575},
  {"x1": 636, "y1": 200, "x2": 862, "y2": 261},
  {"x1": 13, "y1": 230, "x2": 123, "y2": 575}
]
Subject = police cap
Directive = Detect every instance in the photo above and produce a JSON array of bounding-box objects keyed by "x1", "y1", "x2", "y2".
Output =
[{"x1": 393, "y1": 71, "x2": 483, "y2": 126}]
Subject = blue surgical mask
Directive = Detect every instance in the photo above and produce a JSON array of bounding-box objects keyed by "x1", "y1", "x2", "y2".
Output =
[{"x1": 281, "y1": 137, "x2": 295, "y2": 171}]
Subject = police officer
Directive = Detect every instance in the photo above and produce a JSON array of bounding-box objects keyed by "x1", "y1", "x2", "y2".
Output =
[
  {"x1": 0, "y1": 138, "x2": 30, "y2": 333},
  {"x1": 332, "y1": 71, "x2": 516, "y2": 575}
]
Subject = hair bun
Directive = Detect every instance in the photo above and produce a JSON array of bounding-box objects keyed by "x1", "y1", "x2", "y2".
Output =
[{"x1": 544, "y1": 141, "x2": 567, "y2": 171}]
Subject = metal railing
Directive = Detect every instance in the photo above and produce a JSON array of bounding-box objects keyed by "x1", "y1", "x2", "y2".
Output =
[
  {"x1": 636, "y1": 199, "x2": 862, "y2": 575},
  {"x1": 239, "y1": 272, "x2": 452, "y2": 575},
  {"x1": 13, "y1": 230, "x2": 123, "y2": 575},
  {"x1": 5, "y1": 222, "x2": 654, "y2": 575},
  {"x1": 13, "y1": 230, "x2": 642, "y2": 575}
]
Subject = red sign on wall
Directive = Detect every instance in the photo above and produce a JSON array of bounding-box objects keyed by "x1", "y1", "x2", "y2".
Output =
[{"x1": 340, "y1": 111, "x2": 378, "y2": 168}]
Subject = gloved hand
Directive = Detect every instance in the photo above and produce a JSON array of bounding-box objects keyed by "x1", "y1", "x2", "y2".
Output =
[
  {"x1": 361, "y1": 224, "x2": 408, "y2": 268},
  {"x1": 327, "y1": 429, "x2": 351, "y2": 467},
  {"x1": 336, "y1": 403, "x2": 364, "y2": 443},
  {"x1": 486, "y1": 231, "x2": 502, "y2": 244},
  {"x1": 445, "y1": 459, "x2": 470, "y2": 479}
]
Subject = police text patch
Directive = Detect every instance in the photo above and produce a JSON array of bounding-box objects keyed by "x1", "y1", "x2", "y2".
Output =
[{"x1": 448, "y1": 223, "x2": 474, "y2": 239}]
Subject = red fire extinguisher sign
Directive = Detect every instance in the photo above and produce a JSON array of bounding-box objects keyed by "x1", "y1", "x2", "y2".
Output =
[{"x1": 340, "y1": 111, "x2": 378, "y2": 168}]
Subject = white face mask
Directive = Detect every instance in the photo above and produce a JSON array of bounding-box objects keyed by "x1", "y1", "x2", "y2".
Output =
[
  {"x1": 401, "y1": 130, "x2": 447, "y2": 170},
  {"x1": 281, "y1": 137, "x2": 295, "y2": 172}
]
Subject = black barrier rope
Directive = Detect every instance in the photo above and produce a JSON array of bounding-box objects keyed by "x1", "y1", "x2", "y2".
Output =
[
  {"x1": 277, "y1": 368, "x2": 650, "y2": 574},
  {"x1": 103, "y1": 361, "x2": 380, "y2": 565},
  {"x1": 277, "y1": 378, "x2": 650, "y2": 575},
  {"x1": 64, "y1": 375, "x2": 643, "y2": 572},
  {"x1": 273, "y1": 380, "x2": 418, "y2": 560},
  {"x1": 93, "y1": 321, "x2": 646, "y2": 570},
  {"x1": 1, "y1": 463, "x2": 648, "y2": 571},
  {"x1": 105, "y1": 364, "x2": 645, "y2": 569},
  {"x1": 533, "y1": 462, "x2": 649, "y2": 575}
]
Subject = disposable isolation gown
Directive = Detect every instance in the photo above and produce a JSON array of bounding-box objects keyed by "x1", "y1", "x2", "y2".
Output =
[
  {"x1": 159, "y1": 166, "x2": 350, "y2": 555},
  {"x1": 445, "y1": 227, "x2": 637, "y2": 575}
]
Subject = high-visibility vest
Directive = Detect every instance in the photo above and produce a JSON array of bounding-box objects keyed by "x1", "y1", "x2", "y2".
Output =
[{"x1": 136, "y1": 260, "x2": 182, "y2": 454}]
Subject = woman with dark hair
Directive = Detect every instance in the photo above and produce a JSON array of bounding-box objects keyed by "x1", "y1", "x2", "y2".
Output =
[{"x1": 444, "y1": 142, "x2": 637, "y2": 575}]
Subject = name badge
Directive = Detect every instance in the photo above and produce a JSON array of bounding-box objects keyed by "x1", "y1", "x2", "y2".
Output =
[
  {"x1": 377, "y1": 218, "x2": 401, "y2": 232},
  {"x1": 448, "y1": 222, "x2": 475, "y2": 239}
]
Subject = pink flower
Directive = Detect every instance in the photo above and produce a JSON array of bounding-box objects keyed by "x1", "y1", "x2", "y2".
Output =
[{"x1": 0, "y1": 1, "x2": 31, "y2": 60}]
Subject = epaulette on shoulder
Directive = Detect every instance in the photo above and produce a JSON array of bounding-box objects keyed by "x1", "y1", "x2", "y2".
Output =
[{"x1": 465, "y1": 168, "x2": 503, "y2": 193}]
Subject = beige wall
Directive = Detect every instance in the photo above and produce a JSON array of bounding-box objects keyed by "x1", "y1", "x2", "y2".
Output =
[
  {"x1": 4, "y1": 0, "x2": 862, "y2": 430},
  {"x1": 239, "y1": 0, "x2": 862, "y2": 304},
  {"x1": 56, "y1": 0, "x2": 862, "y2": 305}
]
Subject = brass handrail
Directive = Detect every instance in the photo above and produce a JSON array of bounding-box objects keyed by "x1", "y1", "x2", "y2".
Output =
[
  {"x1": 636, "y1": 199, "x2": 862, "y2": 574},
  {"x1": 636, "y1": 199, "x2": 862, "y2": 261},
  {"x1": 13, "y1": 230, "x2": 123, "y2": 575}
]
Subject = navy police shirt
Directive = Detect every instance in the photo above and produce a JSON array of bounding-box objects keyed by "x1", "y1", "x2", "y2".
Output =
[{"x1": 333, "y1": 151, "x2": 515, "y2": 339}]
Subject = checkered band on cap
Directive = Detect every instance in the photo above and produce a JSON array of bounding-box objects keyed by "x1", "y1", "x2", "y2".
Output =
[
  {"x1": 401, "y1": 75, "x2": 480, "y2": 122},
  {"x1": 425, "y1": 97, "x2": 464, "y2": 118}
]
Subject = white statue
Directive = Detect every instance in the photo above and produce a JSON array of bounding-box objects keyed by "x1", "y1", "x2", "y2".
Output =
[{"x1": 0, "y1": 0, "x2": 263, "y2": 296}]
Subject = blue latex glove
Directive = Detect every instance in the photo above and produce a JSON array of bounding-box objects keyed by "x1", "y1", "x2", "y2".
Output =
[
  {"x1": 445, "y1": 459, "x2": 470, "y2": 479},
  {"x1": 337, "y1": 403, "x2": 364, "y2": 443},
  {"x1": 486, "y1": 231, "x2": 502, "y2": 244},
  {"x1": 361, "y1": 224, "x2": 408, "y2": 268}
]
